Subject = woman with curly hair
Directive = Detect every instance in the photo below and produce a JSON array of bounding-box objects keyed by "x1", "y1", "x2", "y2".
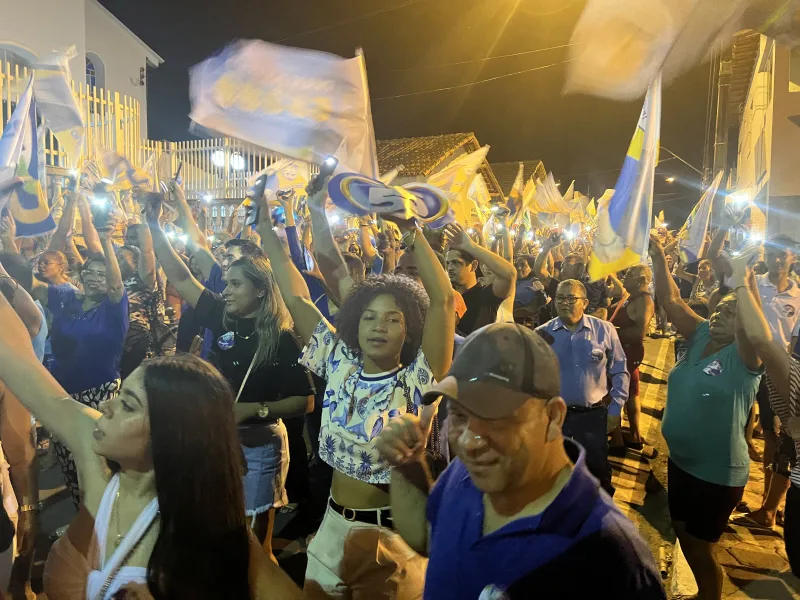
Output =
[
  {"x1": 258, "y1": 177, "x2": 455, "y2": 599},
  {"x1": 143, "y1": 193, "x2": 315, "y2": 558}
]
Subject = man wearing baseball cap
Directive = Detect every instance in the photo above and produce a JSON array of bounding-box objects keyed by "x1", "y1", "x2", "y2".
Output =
[{"x1": 375, "y1": 323, "x2": 664, "y2": 600}]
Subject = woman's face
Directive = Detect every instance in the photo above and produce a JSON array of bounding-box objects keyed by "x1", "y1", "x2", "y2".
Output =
[
  {"x1": 92, "y1": 368, "x2": 152, "y2": 469},
  {"x1": 82, "y1": 261, "x2": 108, "y2": 298},
  {"x1": 37, "y1": 254, "x2": 65, "y2": 282},
  {"x1": 698, "y1": 260, "x2": 713, "y2": 281},
  {"x1": 222, "y1": 265, "x2": 263, "y2": 317},
  {"x1": 357, "y1": 294, "x2": 407, "y2": 367},
  {"x1": 709, "y1": 297, "x2": 736, "y2": 345}
]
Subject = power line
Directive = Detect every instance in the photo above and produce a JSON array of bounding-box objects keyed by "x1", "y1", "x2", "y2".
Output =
[
  {"x1": 388, "y1": 42, "x2": 585, "y2": 73},
  {"x1": 373, "y1": 58, "x2": 574, "y2": 101},
  {"x1": 274, "y1": 0, "x2": 431, "y2": 43}
]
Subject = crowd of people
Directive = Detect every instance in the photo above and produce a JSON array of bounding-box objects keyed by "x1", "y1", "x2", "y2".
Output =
[{"x1": 0, "y1": 170, "x2": 796, "y2": 600}]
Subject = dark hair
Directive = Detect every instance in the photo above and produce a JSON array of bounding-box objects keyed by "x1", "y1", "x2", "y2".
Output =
[
  {"x1": 0, "y1": 252, "x2": 34, "y2": 293},
  {"x1": 766, "y1": 234, "x2": 796, "y2": 254},
  {"x1": 446, "y1": 248, "x2": 476, "y2": 265},
  {"x1": 117, "y1": 245, "x2": 141, "y2": 264},
  {"x1": 342, "y1": 252, "x2": 366, "y2": 283},
  {"x1": 224, "y1": 238, "x2": 264, "y2": 259},
  {"x1": 516, "y1": 254, "x2": 536, "y2": 269},
  {"x1": 80, "y1": 252, "x2": 106, "y2": 274},
  {"x1": 335, "y1": 274, "x2": 429, "y2": 366},
  {"x1": 143, "y1": 355, "x2": 250, "y2": 599}
]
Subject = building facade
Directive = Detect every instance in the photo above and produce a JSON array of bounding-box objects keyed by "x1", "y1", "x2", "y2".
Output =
[{"x1": 0, "y1": 0, "x2": 162, "y2": 138}]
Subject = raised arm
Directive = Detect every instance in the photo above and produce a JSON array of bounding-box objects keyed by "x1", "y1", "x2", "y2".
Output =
[
  {"x1": 76, "y1": 195, "x2": 103, "y2": 255},
  {"x1": 446, "y1": 222, "x2": 515, "y2": 300},
  {"x1": 257, "y1": 194, "x2": 326, "y2": 345},
  {"x1": 129, "y1": 224, "x2": 157, "y2": 289},
  {"x1": 307, "y1": 176, "x2": 353, "y2": 304},
  {"x1": 358, "y1": 217, "x2": 379, "y2": 268},
  {"x1": 0, "y1": 291, "x2": 101, "y2": 485},
  {"x1": 169, "y1": 181, "x2": 207, "y2": 249},
  {"x1": 730, "y1": 248, "x2": 776, "y2": 374},
  {"x1": 143, "y1": 194, "x2": 204, "y2": 309},
  {"x1": 0, "y1": 262, "x2": 42, "y2": 339},
  {"x1": 649, "y1": 234, "x2": 704, "y2": 341},
  {"x1": 0, "y1": 212, "x2": 18, "y2": 254},
  {"x1": 534, "y1": 236, "x2": 557, "y2": 286},
  {"x1": 48, "y1": 189, "x2": 78, "y2": 252},
  {"x1": 405, "y1": 227, "x2": 455, "y2": 381},
  {"x1": 97, "y1": 226, "x2": 125, "y2": 304}
]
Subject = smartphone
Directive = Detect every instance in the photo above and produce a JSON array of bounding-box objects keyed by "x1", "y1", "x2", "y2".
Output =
[
  {"x1": 244, "y1": 174, "x2": 268, "y2": 227},
  {"x1": 308, "y1": 156, "x2": 339, "y2": 195},
  {"x1": 174, "y1": 162, "x2": 183, "y2": 182},
  {"x1": 90, "y1": 183, "x2": 111, "y2": 228}
]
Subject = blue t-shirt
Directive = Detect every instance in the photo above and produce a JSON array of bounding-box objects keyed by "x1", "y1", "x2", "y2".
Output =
[
  {"x1": 48, "y1": 286, "x2": 129, "y2": 394},
  {"x1": 663, "y1": 321, "x2": 761, "y2": 487},
  {"x1": 199, "y1": 263, "x2": 227, "y2": 359},
  {"x1": 425, "y1": 440, "x2": 665, "y2": 600},
  {"x1": 31, "y1": 301, "x2": 48, "y2": 363}
]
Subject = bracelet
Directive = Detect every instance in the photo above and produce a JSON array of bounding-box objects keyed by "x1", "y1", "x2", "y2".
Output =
[
  {"x1": 18, "y1": 504, "x2": 40, "y2": 514},
  {"x1": 734, "y1": 285, "x2": 750, "y2": 293}
]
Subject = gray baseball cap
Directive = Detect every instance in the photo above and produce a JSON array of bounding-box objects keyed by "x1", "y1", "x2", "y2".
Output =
[{"x1": 422, "y1": 322, "x2": 561, "y2": 419}]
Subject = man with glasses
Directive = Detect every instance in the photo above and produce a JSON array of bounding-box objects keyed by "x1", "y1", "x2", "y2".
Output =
[
  {"x1": 534, "y1": 236, "x2": 610, "y2": 319},
  {"x1": 536, "y1": 280, "x2": 629, "y2": 496}
]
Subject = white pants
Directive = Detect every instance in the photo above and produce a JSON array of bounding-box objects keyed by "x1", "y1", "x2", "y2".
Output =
[{"x1": 304, "y1": 503, "x2": 426, "y2": 599}]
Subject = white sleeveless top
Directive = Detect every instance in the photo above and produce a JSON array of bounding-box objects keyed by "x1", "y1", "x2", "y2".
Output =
[{"x1": 85, "y1": 474, "x2": 159, "y2": 600}]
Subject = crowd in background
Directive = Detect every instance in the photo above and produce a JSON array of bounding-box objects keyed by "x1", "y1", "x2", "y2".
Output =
[{"x1": 0, "y1": 173, "x2": 796, "y2": 600}]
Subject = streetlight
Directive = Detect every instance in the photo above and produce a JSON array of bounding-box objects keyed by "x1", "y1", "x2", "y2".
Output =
[
  {"x1": 230, "y1": 153, "x2": 245, "y2": 171},
  {"x1": 211, "y1": 150, "x2": 225, "y2": 168}
]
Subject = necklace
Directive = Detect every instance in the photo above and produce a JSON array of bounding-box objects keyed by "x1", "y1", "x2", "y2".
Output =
[
  {"x1": 234, "y1": 319, "x2": 254, "y2": 340},
  {"x1": 112, "y1": 490, "x2": 123, "y2": 548}
]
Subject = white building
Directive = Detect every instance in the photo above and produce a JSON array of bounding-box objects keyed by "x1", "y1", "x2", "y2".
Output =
[
  {"x1": 0, "y1": 0, "x2": 162, "y2": 138},
  {"x1": 714, "y1": 31, "x2": 800, "y2": 237}
]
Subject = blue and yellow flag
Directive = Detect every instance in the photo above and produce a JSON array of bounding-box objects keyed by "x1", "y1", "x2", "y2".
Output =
[
  {"x1": 677, "y1": 170, "x2": 722, "y2": 263},
  {"x1": 0, "y1": 76, "x2": 56, "y2": 237},
  {"x1": 589, "y1": 73, "x2": 661, "y2": 281},
  {"x1": 506, "y1": 162, "x2": 524, "y2": 215}
]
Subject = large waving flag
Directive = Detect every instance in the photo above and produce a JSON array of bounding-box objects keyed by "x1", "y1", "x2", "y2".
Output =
[
  {"x1": 589, "y1": 74, "x2": 661, "y2": 281},
  {"x1": 0, "y1": 76, "x2": 56, "y2": 237},
  {"x1": 506, "y1": 162, "x2": 524, "y2": 215},
  {"x1": 428, "y1": 145, "x2": 490, "y2": 225},
  {"x1": 190, "y1": 40, "x2": 379, "y2": 178},
  {"x1": 34, "y1": 47, "x2": 85, "y2": 163},
  {"x1": 677, "y1": 171, "x2": 723, "y2": 263}
]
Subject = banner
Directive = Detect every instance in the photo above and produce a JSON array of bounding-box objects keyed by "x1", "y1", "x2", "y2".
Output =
[
  {"x1": 428, "y1": 146, "x2": 490, "y2": 226},
  {"x1": 0, "y1": 76, "x2": 56, "y2": 236},
  {"x1": 589, "y1": 74, "x2": 661, "y2": 281},
  {"x1": 677, "y1": 170, "x2": 722, "y2": 263},
  {"x1": 380, "y1": 165, "x2": 404, "y2": 186},
  {"x1": 34, "y1": 47, "x2": 85, "y2": 162},
  {"x1": 190, "y1": 40, "x2": 379, "y2": 177}
]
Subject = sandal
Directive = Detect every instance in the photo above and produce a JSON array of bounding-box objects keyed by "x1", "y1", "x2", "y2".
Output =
[{"x1": 732, "y1": 514, "x2": 774, "y2": 531}]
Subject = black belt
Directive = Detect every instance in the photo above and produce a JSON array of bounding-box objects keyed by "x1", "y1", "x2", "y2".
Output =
[
  {"x1": 567, "y1": 403, "x2": 605, "y2": 414},
  {"x1": 328, "y1": 498, "x2": 394, "y2": 529}
]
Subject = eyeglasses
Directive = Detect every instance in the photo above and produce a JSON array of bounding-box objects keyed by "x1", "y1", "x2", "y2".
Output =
[
  {"x1": 38, "y1": 260, "x2": 61, "y2": 267},
  {"x1": 555, "y1": 295, "x2": 586, "y2": 305},
  {"x1": 82, "y1": 271, "x2": 105, "y2": 280}
]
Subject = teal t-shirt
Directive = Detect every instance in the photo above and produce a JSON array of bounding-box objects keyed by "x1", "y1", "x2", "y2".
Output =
[{"x1": 662, "y1": 321, "x2": 761, "y2": 487}]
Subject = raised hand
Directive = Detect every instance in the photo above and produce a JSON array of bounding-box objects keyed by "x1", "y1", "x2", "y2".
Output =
[
  {"x1": 443, "y1": 222, "x2": 473, "y2": 251},
  {"x1": 375, "y1": 409, "x2": 436, "y2": 467},
  {"x1": 141, "y1": 192, "x2": 164, "y2": 228},
  {"x1": 648, "y1": 232, "x2": 665, "y2": 259}
]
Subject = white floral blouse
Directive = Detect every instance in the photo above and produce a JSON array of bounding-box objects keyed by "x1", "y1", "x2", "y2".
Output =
[{"x1": 300, "y1": 319, "x2": 435, "y2": 484}]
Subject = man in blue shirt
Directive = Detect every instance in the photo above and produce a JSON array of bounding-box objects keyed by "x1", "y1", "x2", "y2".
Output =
[
  {"x1": 375, "y1": 323, "x2": 664, "y2": 600},
  {"x1": 536, "y1": 279, "x2": 629, "y2": 496}
]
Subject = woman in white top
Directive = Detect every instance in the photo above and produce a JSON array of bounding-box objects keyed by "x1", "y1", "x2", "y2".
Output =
[
  {"x1": 0, "y1": 281, "x2": 301, "y2": 599},
  {"x1": 258, "y1": 176, "x2": 455, "y2": 598}
]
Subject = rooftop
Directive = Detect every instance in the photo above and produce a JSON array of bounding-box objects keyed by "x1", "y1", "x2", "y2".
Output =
[{"x1": 491, "y1": 160, "x2": 546, "y2": 195}]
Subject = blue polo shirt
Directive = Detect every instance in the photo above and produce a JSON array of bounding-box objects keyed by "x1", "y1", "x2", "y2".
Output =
[
  {"x1": 536, "y1": 315, "x2": 629, "y2": 417},
  {"x1": 425, "y1": 440, "x2": 665, "y2": 600}
]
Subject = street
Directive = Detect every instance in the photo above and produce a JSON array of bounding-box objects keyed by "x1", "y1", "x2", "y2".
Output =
[{"x1": 26, "y1": 338, "x2": 800, "y2": 599}]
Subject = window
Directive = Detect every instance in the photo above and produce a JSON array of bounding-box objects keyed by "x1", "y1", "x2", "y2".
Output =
[
  {"x1": 791, "y1": 46, "x2": 800, "y2": 92},
  {"x1": 0, "y1": 48, "x2": 33, "y2": 74},
  {"x1": 86, "y1": 57, "x2": 96, "y2": 89},
  {"x1": 212, "y1": 206, "x2": 218, "y2": 219},
  {"x1": 220, "y1": 205, "x2": 227, "y2": 218}
]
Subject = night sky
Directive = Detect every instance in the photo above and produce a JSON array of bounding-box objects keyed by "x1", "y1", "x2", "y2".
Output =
[{"x1": 99, "y1": 0, "x2": 712, "y2": 223}]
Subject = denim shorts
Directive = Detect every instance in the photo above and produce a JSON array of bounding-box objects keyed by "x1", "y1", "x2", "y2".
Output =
[{"x1": 241, "y1": 420, "x2": 289, "y2": 520}]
